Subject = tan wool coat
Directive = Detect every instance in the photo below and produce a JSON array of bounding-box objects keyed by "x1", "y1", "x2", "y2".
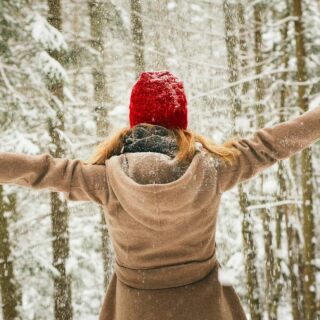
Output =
[{"x1": 0, "y1": 106, "x2": 320, "y2": 320}]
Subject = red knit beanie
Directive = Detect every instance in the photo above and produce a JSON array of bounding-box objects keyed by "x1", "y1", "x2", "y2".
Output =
[{"x1": 129, "y1": 71, "x2": 188, "y2": 129}]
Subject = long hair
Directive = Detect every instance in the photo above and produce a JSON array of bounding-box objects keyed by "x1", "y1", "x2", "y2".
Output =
[{"x1": 84, "y1": 123, "x2": 241, "y2": 166}]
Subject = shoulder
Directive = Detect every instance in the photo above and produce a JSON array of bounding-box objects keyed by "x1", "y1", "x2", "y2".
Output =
[{"x1": 196, "y1": 144, "x2": 221, "y2": 171}]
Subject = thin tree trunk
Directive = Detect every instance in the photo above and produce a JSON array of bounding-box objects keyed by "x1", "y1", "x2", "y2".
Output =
[
  {"x1": 0, "y1": 187, "x2": 21, "y2": 320},
  {"x1": 253, "y1": 3, "x2": 265, "y2": 128},
  {"x1": 261, "y1": 205, "x2": 275, "y2": 318},
  {"x1": 253, "y1": 3, "x2": 287, "y2": 317},
  {"x1": 277, "y1": 10, "x2": 302, "y2": 319},
  {"x1": 237, "y1": 2, "x2": 250, "y2": 96},
  {"x1": 238, "y1": 184, "x2": 262, "y2": 320},
  {"x1": 88, "y1": 0, "x2": 112, "y2": 290},
  {"x1": 253, "y1": 4, "x2": 279, "y2": 318},
  {"x1": 130, "y1": 0, "x2": 145, "y2": 78},
  {"x1": 47, "y1": 1, "x2": 73, "y2": 319},
  {"x1": 284, "y1": 203, "x2": 302, "y2": 320},
  {"x1": 274, "y1": 26, "x2": 286, "y2": 314},
  {"x1": 288, "y1": 151, "x2": 305, "y2": 317},
  {"x1": 71, "y1": 2, "x2": 80, "y2": 97},
  {"x1": 223, "y1": 0, "x2": 241, "y2": 123},
  {"x1": 292, "y1": 0, "x2": 317, "y2": 318},
  {"x1": 0, "y1": 3, "x2": 22, "y2": 318},
  {"x1": 153, "y1": 0, "x2": 168, "y2": 70},
  {"x1": 223, "y1": 2, "x2": 261, "y2": 319}
]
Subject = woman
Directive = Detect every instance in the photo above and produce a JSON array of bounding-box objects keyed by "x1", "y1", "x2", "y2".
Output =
[{"x1": 0, "y1": 71, "x2": 319, "y2": 320}]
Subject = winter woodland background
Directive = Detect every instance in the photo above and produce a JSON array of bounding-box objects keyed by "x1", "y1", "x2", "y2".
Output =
[{"x1": 0, "y1": 0, "x2": 320, "y2": 319}]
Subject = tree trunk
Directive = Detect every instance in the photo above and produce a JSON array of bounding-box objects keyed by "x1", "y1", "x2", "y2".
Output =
[
  {"x1": 0, "y1": 3, "x2": 22, "y2": 318},
  {"x1": 88, "y1": 0, "x2": 112, "y2": 290},
  {"x1": 153, "y1": 0, "x2": 168, "y2": 70},
  {"x1": 71, "y1": 1, "x2": 80, "y2": 97},
  {"x1": 238, "y1": 184, "x2": 261, "y2": 320},
  {"x1": 130, "y1": 0, "x2": 145, "y2": 78},
  {"x1": 253, "y1": 3, "x2": 265, "y2": 128},
  {"x1": 261, "y1": 205, "x2": 276, "y2": 318},
  {"x1": 292, "y1": 0, "x2": 317, "y2": 318},
  {"x1": 278, "y1": 10, "x2": 302, "y2": 319},
  {"x1": 237, "y1": 2, "x2": 250, "y2": 96},
  {"x1": 0, "y1": 187, "x2": 21, "y2": 320},
  {"x1": 284, "y1": 202, "x2": 302, "y2": 320},
  {"x1": 223, "y1": 0, "x2": 241, "y2": 124},
  {"x1": 253, "y1": 3, "x2": 284, "y2": 318},
  {"x1": 47, "y1": 1, "x2": 73, "y2": 319},
  {"x1": 223, "y1": 2, "x2": 261, "y2": 319},
  {"x1": 287, "y1": 144, "x2": 304, "y2": 318}
]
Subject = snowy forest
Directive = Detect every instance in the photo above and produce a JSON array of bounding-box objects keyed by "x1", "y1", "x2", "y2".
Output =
[{"x1": 0, "y1": 0, "x2": 320, "y2": 319}]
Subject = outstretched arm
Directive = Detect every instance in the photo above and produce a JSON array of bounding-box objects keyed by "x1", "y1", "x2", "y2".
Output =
[
  {"x1": 0, "y1": 152, "x2": 108, "y2": 205},
  {"x1": 217, "y1": 106, "x2": 320, "y2": 193}
]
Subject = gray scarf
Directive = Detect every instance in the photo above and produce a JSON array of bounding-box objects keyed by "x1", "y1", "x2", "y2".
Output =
[{"x1": 121, "y1": 124, "x2": 179, "y2": 158}]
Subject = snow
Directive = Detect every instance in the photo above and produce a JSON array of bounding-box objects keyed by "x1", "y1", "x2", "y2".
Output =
[
  {"x1": 190, "y1": 4, "x2": 202, "y2": 12},
  {"x1": 310, "y1": 94, "x2": 320, "y2": 109},
  {"x1": 218, "y1": 268, "x2": 236, "y2": 286},
  {"x1": 1, "y1": 0, "x2": 319, "y2": 319},
  {"x1": 38, "y1": 51, "x2": 68, "y2": 82},
  {"x1": 31, "y1": 13, "x2": 67, "y2": 51},
  {"x1": 167, "y1": 2, "x2": 177, "y2": 10}
]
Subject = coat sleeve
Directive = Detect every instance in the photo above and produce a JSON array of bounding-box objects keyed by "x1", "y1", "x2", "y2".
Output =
[
  {"x1": 217, "y1": 106, "x2": 320, "y2": 193},
  {"x1": 0, "y1": 152, "x2": 108, "y2": 206}
]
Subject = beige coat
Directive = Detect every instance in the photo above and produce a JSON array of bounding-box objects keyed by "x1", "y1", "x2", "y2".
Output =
[{"x1": 1, "y1": 106, "x2": 320, "y2": 320}]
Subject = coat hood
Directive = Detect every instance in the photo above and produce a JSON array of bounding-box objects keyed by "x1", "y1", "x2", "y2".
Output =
[{"x1": 106, "y1": 150, "x2": 218, "y2": 231}]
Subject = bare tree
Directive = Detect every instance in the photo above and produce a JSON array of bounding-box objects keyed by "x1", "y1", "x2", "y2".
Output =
[
  {"x1": 47, "y1": 0, "x2": 73, "y2": 318},
  {"x1": 277, "y1": 3, "x2": 302, "y2": 318},
  {"x1": 0, "y1": 2, "x2": 22, "y2": 318},
  {"x1": 130, "y1": 0, "x2": 145, "y2": 78},
  {"x1": 88, "y1": 0, "x2": 113, "y2": 289},
  {"x1": 0, "y1": 187, "x2": 21, "y2": 320},
  {"x1": 253, "y1": 4, "x2": 282, "y2": 318},
  {"x1": 292, "y1": 0, "x2": 317, "y2": 318},
  {"x1": 223, "y1": 2, "x2": 262, "y2": 319},
  {"x1": 148, "y1": 0, "x2": 168, "y2": 70}
]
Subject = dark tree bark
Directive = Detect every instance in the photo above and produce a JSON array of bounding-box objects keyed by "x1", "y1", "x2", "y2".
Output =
[
  {"x1": 0, "y1": 187, "x2": 21, "y2": 320},
  {"x1": 253, "y1": 4, "x2": 282, "y2": 318},
  {"x1": 277, "y1": 7, "x2": 302, "y2": 319},
  {"x1": 238, "y1": 185, "x2": 262, "y2": 320},
  {"x1": 223, "y1": 2, "x2": 262, "y2": 319},
  {"x1": 0, "y1": 2, "x2": 22, "y2": 318},
  {"x1": 47, "y1": 1, "x2": 73, "y2": 319},
  {"x1": 292, "y1": 0, "x2": 317, "y2": 319},
  {"x1": 237, "y1": 2, "x2": 250, "y2": 96},
  {"x1": 88, "y1": 0, "x2": 112, "y2": 290}
]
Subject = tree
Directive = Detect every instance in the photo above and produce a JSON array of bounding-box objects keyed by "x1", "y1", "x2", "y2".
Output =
[
  {"x1": 0, "y1": 187, "x2": 21, "y2": 320},
  {"x1": 223, "y1": 2, "x2": 262, "y2": 319},
  {"x1": 47, "y1": 0, "x2": 73, "y2": 318},
  {"x1": 0, "y1": 3, "x2": 21, "y2": 319},
  {"x1": 147, "y1": 0, "x2": 168, "y2": 70},
  {"x1": 253, "y1": 4, "x2": 281, "y2": 318},
  {"x1": 88, "y1": 0, "x2": 113, "y2": 289},
  {"x1": 130, "y1": 0, "x2": 145, "y2": 78},
  {"x1": 0, "y1": 1, "x2": 45, "y2": 318},
  {"x1": 292, "y1": 0, "x2": 317, "y2": 318},
  {"x1": 277, "y1": 3, "x2": 301, "y2": 318}
]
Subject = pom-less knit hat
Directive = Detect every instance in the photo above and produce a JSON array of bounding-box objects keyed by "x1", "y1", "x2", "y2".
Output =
[{"x1": 129, "y1": 71, "x2": 188, "y2": 129}]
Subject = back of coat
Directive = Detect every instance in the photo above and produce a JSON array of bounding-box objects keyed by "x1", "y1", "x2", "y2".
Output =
[{"x1": 99, "y1": 148, "x2": 247, "y2": 320}]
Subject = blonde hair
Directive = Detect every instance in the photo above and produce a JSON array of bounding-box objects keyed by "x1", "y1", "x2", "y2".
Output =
[{"x1": 85, "y1": 123, "x2": 240, "y2": 166}]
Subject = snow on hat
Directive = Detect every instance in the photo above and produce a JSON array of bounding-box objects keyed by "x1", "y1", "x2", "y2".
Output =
[{"x1": 129, "y1": 71, "x2": 188, "y2": 129}]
